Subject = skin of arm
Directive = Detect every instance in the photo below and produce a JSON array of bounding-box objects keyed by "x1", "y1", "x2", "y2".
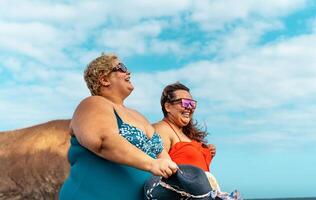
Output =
[
  {"x1": 71, "y1": 96, "x2": 155, "y2": 171},
  {"x1": 71, "y1": 96, "x2": 176, "y2": 177},
  {"x1": 153, "y1": 122, "x2": 173, "y2": 153},
  {"x1": 157, "y1": 150, "x2": 172, "y2": 160}
]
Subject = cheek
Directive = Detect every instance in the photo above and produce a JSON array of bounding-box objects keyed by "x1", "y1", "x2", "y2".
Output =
[
  {"x1": 167, "y1": 106, "x2": 177, "y2": 114},
  {"x1": 173, "y1": 107, "x2": 184, "y2": 116}
]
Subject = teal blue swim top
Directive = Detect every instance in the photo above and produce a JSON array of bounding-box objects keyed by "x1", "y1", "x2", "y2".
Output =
[
  {"x1": 59, "y1": 109, "x2": 164, "y2": 200},
  {"x1": 114, "y1": 110, "x2": 163, "y2": 158}
]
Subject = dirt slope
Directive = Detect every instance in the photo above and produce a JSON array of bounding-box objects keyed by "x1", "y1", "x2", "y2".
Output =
[{"x1": 0, "y1": 120, "x2": 71, "y2": 200}]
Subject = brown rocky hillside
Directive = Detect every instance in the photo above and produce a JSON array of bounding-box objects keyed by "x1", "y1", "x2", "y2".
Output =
[{"x1": 0, "y1": 120, "x2": 71, "y2": 200}]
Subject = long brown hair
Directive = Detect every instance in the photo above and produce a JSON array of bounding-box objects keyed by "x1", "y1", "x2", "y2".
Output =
[{"x1": 160, "y1": 82, "x2": 208, "y2": 145}]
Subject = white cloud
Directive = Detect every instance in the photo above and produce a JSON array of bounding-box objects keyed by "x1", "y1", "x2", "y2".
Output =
[
  {"x1": 105, "y1": 0, "x2": 192, "y2": 23},
  {"x1": 0, "y1": 70, "x2": 88, "y2": 130},
  {"x1": 99, "y1": 20, "x2": 165, "y2": 55},
  {"x1": 190, "y1": 0, "x2": 308, "y2": 31},
  {"x1": 2, "y1": 57, "x2": 22, "y2": 72},
  {"x1": 0, "y1": 0, "x2": 310, "y2": 75},
  {"x1": 121, "y1": 29, "x2": 316, "y2": 151},
  {"x1": 0, "y1": 0, "x2": 315, "y2": 143},
  {"x1": 0, "y1": 21, "x2": 77, "y2": 68},
  {"x1": 0, "y1": 1, "x2": 109, "y2": 29},
  {"x1": 191, "y1": 33, "x2": 316, "y2": 109},
  {"x1": 128, "y1": 27, "x2": 316, "y2": 113},
  {"x1": 204, "y1": 20, "x2": 284, "y2": 58}
]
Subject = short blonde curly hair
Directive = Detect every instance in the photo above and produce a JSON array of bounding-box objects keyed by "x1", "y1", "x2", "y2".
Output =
[{"x1": 84, "y1": 53, "x2": 119, "y2": 95}]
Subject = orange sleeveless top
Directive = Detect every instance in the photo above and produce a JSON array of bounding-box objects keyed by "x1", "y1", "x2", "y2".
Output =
[{"x1": 169, "y1": 140, "x2": 212, "y2": 171}]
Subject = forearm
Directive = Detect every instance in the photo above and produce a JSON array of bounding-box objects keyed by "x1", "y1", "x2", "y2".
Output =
[
  {"x1": 91, "y1": 132, "x2": 178, "y2": 178},
  {"x1": 96, "y1": 134, "x2": 154, "y2": 172},
  {"x1": 157, "y1": 149, "x2": 171, "y2": 160}
]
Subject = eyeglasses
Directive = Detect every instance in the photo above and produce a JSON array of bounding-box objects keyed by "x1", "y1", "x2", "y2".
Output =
[
  {"x1": 111, "y1": 63, "x2": 128, "y2": 73},
  {"x1": 170, "y1": 98, "x2": 197, "y2": 109}
]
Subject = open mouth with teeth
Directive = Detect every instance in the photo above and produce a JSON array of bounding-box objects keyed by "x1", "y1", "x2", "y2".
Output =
[{"x1": 181, "y1": 111, "x2": 191, "y2": 118}]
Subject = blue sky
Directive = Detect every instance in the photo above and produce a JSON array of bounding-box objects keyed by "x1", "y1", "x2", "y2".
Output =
[{"x1": 1, "y1": 0, "x2": 316, "y2": 198}]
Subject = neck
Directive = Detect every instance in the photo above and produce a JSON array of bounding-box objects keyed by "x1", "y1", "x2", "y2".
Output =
[
  {"x1": 98, "y1": 87, "x2": 129, "y2": 105},
  {"x1": 99, "y1": 93, "x2": 125, "y2": 106},
  {"x1": 163, "y1": 117, "x2": 183, "y2": 131}
]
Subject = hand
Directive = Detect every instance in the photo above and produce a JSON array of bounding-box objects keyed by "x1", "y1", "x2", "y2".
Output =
[
  {"x1": 149, "y1": 158, "x2": 178, "y2": 178},
  {"x1": 207, "y1": 144, "x2": 216, "y2": 157}
]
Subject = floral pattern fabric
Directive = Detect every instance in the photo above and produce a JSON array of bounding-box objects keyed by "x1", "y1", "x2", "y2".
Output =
[{"x1": 119, "y1": 123, "x2": 163, "y2": 159}]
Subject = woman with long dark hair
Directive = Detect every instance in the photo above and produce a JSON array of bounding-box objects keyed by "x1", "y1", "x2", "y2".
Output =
[
  {"x1": 153, "y1": 82, "x2": 216, "y2": 172},
  {"x1": 153, "y1": 82, "x2": 220, "y2": 191},
  {"x1": 147, "y1": 82, "x2": 242, "y2": 199}
]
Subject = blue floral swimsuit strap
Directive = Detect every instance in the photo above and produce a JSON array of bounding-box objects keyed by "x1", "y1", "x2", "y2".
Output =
[
  {"x1": 113, "y1": 109, "x2": 124, "y2": 127},
  {"x1": 112, "y1": 109, "x2": 163, "y2": 159}
]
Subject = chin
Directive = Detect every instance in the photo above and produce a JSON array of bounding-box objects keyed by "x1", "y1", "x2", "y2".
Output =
[
  {"x1": 127, "y1": 82, "x2": 134, "y2": 90},
  {"x1": 127, "y1": 87, "x2": 134, "y2": 96},
  {"x1": 180, "y1": 119, "x2": 190, "y2": 127},
  {"x1": 128, "y1": 85, "x2": 134, "y2": 92}
]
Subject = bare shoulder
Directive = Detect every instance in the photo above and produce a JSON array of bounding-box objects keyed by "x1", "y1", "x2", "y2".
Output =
[
  {"x1": 153, "y1": 121, "x2": 168, "y2": 131},
  {"x1": 74, "y1": 96, "x2": 112, "y2": 115},
  {"x1": 79, "y1": 96, "x2": 111, "y2": 108},
  {"x1": 153, "y1": 120, "x2": 172, "y2": 151},
  {"x1": 70, "y1": 96, "x2": 116, "y2": 137},
  {"x1": 152, "y1": 121, "x2": 171, "y2": 136}
]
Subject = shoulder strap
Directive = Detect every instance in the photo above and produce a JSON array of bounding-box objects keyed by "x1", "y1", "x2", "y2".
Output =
[
  {"x1": 163, "y1": 119, "x2": 182, "y2": 142},
  {"x1": 113, "y1": 109, "x2": 123, "y2": 127}
]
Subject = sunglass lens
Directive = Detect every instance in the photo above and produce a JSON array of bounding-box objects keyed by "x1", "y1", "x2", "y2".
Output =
[
  {"x1": 182, "y1": 101, "x2": 189, "y2": 108},
  {"x1": 181, "y1": 99, "x2": 196, "y2": 109},
  {"x1": 113, "y1": 63, "x2": 128, "y2": 73},
  {"x1": 190, "y1": 101, "x2": 196, "y2": 109},
  {"x1": 119, "y1": 63, "x2": 128, "y2": 72}
]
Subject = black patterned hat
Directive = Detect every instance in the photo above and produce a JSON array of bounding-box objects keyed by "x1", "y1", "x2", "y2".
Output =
[{"x1": 144, "y1": 164, "x2": 214, "y2": 200}]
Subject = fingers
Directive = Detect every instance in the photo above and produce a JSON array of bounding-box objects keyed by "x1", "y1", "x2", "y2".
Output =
[
  {"x1": 208, "y1": 144, "x2": 216, "y2": 157},
  {"x1": 210, "y1": 148, "x2": 216, "y2": 156},
  {"x1": 168, "y1": 160, "x2": 178, "y2": 171},
  {"x1": 162, "y1": 160, "x2": 177, "y2": 178},
  {"x1": 171, "y1": 166, "x2": 178, "y2": 174},
  {"x1": 164, "y1": 168, "x2": 173, "y2": 178},
  {"x1": 167, "y1": 160, "x2": 178, "y2": 175},
  {"x1": 161, "y1": 171, "x2": 168, "y2": 179},
  {"x1": 208, "y1": 144, "x2": 216, "y2": 150},
  {"x1": 150, "y1": 159, "x2": 178, "y2": 178}
]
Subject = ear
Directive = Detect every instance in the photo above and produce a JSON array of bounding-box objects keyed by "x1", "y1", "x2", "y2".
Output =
[
  {"x1": 99, "y1": 74, "x2": 110, "y2": 87},
  {"x1": 164, "y1": 102, "x2": 172, "y2": 113}
]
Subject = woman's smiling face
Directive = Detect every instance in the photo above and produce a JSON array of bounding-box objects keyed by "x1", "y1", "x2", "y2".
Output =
[{"x1": 165, "y1": 89, "x2": 196, "y2": 128}]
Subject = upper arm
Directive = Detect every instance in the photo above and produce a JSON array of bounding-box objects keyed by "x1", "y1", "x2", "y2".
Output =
[
  {"x1": 153, "y1": 122, "x2": 172, "y2": 153},
  {"x1": 71, "y1": 96, "x2": 118, "y2": 153}
]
